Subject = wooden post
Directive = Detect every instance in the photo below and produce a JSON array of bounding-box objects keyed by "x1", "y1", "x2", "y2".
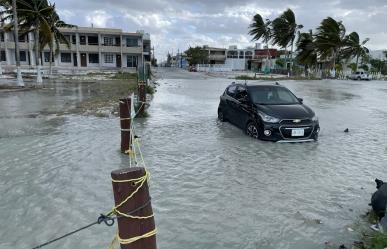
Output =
[
  {"x1": 111, "y1": 167, "x2": 156, "y2": 249},
  {"x1": 120, "y1": 98, "x2": 131, "y2": 154},
  {"x1": 138, "y1": 82, "x2": 146, "y2": 116}
]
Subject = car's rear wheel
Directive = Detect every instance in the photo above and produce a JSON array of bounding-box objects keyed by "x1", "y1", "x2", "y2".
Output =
[
  {"x1": 218, "y1": 109, "x2": 226, "y2": 122},
  {"x1": 246, "y1": 122, "x2": 260, "y2": 139}
]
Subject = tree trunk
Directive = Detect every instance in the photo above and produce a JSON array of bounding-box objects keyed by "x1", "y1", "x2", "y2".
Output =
[
  {"x1": 285, "y1": 46, "x2": 289, "y2": 77},
  {"x1": 49, "y1": 42, "x2": 53, "y2": 75},
  {"x1": 355, "y1": 55, "x2": 359, "y2": 72},
  {"x1": 0, "y1": 31, "x2": 3, "y2": 76},
  {"x1": 290, "y1": 39, "x2": 294, "y2": 76},
  {"x1": 332, "y1": 51, "x2": 337, "y2": 78},
  {"x1": 12, "y1": 0, "x2": 24, "y2": 86},
  {"x1": 35, "y1": 24, "x2": 43, "y2": 86}
]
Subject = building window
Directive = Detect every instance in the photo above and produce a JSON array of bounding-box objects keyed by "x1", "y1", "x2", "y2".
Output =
[
  {"x1": 126, "y1": 38, "x2": 138, "y2": 47},
  {"x1": 72, "y1": 35, "x2": 76, "y2": 45},
  {"x1": 80, "y1": 36, "x2": 86, "y2": 45},
  {"x1": 60, "y1": 35, "x2": 71, "y2": 44},
  {"x1": 1, "y1": 51, "x2": 6, "y2": 61},
  {"x1": 115, "y1": 37, "x2": 121, "y2": 46},
  {"x1": 88, "y1": 53, "x2": 99, "y2": 64},
  {"x1": 61, "y1": 53, "x2": 71, "y2": 63},
  {"x1": 20, "y1": 51, "x2": 26, "y2": 61},
  {"x1": 227, "y1": 51, "x2": 237, "y2": 58},
  {"x1": 104, "y1": 37, "x2": 114, "y2": 46},
  {"x1": 245, "y1": 51, "x2": 253, "y2": 59},
  {"x1": 88, "y1": 36, "x2": 98, "y2": 45},
  {"x1": 0, "y1": 32, "x2": 4, "y2": 42},
  {"x1": 44, "y1": 52, "x2": 54, "y2": 62},
  {"x1": 104, "y1": 54, "x2": 114, "y2": 63},
  {"x1": 18, "y1": 35, "x2": 25, "y2": 42},
  {"x1": 127, "y1": 56, "x2": 137, "y2": 67}
]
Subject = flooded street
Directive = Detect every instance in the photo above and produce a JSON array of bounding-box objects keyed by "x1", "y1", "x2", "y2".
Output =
[{"x1": 1, "y1": 68, "x2": 387, "y2": 249}]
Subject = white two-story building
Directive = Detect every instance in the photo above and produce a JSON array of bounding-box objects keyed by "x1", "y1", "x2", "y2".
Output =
[{"x1": 0, "y1": 26, "x2": 151, "y2": 72}]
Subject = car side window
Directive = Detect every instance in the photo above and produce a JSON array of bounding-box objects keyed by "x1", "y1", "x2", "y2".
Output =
[
  {"x1": 277, "y1": 89, "x2": 295, "y2": 103},
  {"x1": 235, "y1": 86, "x2": 248, "y2": 100},
  {"x1": 227, "y1": 85, "x2": 237, "y2": 97}
]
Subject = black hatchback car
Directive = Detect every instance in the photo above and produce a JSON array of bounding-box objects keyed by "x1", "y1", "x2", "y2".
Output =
[{"x1": 218, "y1": 83, "x2": 320, "y2": 142}]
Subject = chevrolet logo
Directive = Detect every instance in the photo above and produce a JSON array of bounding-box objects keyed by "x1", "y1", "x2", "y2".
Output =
[{"x1": 293, "y1": 119, "x2": 301, "y2": 123}]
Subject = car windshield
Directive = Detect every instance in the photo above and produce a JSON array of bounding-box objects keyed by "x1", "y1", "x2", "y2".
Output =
[{"x1": 248, "y1": 86, "x2": 300, "y2": 105}]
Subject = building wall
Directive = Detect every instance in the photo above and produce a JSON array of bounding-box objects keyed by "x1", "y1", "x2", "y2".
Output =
[
  {"x1": 225, "y1": 58, "x2": 246, "y2": 71},
  {"x1": 0, "y1": 27, "x2": 150, "y2": 71}
]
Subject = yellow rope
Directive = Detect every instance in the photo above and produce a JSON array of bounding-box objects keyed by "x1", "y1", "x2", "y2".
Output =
[
  {"x1": 108, "y1": 229, "x2": 157, "y2": 249},
  {"x1": 124, "y1": 149, "x2": 135, "y2": 156},
  {"x1": 118, "y1": 228, "x2": 157, "y2": 244},
  {"x1": 112, "y1": 171, "x2": 150, "y2": 210},
  {"x1": 114, "y1": 209, "x2": 154, "y2": 219}
]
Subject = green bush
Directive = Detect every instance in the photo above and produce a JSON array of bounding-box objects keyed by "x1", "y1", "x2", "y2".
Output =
[
  {"x1": 145, "y1": 85, "x2": 155, "y2": 95},
  {"x1": 235, "y1": 75, "x2": 256, "y2": 80}
]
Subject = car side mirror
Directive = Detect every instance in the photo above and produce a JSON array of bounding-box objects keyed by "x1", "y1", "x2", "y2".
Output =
[{"x1": 297, "y1": 97, "x2": 303, "y2": 103}]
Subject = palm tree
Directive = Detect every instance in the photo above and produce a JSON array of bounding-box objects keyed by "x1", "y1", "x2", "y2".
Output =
[
  {"x1": 248, "y1": 13, "x2": 272, "y2": 70},
  {"x1": 40, "y1": 7, "x2": 75, "y2": 75},
  {"x1": 295, "y1": 30, "x2": 317, "y2": 77},
  {"x1": 341, "y1": 32, "x2": 369, "y2": 71},
  {"x1": 314, "y1": 17, "x2": 346, "y2": 77},
  {"x1": 16, "y1": 0, "x2": 53, "y2": 85},
  {"x1": 271, "y1": 8, "x2": 303, "y2": 75},
  {"x1": 0, "y1": 0, "x2": 24, "y2": 86},
  {"x1": 1, "y1": 0, "x2": 53, "y2": 86}
]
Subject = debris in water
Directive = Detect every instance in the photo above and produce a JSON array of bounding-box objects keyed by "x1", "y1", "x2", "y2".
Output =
[
  {"x1": 295, "y1": 211, "x2": 323, "y2": 224},
  {"x1": 344, "y1": 128, "x2": 349, "y2": 133}
]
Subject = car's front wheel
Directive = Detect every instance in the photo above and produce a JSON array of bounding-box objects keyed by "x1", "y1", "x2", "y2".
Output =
[
  {"x1": 218, "y1": 109, "x2": 226, "y2": 122},
  {"x1": 246, "y1": 122, "x2": 260, "y2": 139}
]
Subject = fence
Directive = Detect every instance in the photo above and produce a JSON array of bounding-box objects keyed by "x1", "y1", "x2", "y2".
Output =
[{"x1": 197, "y1": 64, "x2": 232, "y2": 72}]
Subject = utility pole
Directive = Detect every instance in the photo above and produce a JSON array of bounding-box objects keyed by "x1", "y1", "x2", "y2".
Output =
[{"x1": 12, "y1": 0, "x2": 24, "y2": 86}]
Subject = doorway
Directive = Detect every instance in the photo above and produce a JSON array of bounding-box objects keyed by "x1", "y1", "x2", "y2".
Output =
[
  {"x1": 80, "y1": 53, "x2": 87, "y2": 67},
  {"x1": 116, "y1": 54, "x2": 121, "y2": 68}
]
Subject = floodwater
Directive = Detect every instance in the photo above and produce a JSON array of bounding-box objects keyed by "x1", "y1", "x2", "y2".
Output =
[{"x1": 1, "y1": 68, "x2": 387, "y2": 249}]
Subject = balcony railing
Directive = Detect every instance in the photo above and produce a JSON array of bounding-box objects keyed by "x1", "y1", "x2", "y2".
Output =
[
  {"x1": 102, "y1": 43, "x2": 121, "y2": 46},
  {"x1": 209, "y1": 54, "x2": 226, "y2": 60}
]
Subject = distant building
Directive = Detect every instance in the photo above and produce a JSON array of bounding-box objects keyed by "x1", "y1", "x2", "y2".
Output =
[
  {"x1": 0, "y1": 26, "x2": 151, "y2": 72},
  {"x1": 226, "y1": 45, "x2": 254, "y2": 70},
  {"x1": 203, "y1": 45, "x2": 227, "y2": 64},
  {"x1": 197, "y1": 43, "x2": 282, "y2": 72}
]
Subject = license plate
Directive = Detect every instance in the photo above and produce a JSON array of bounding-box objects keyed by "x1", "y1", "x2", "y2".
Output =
[{"x1": 291, "y1": 128, "x2": 304, "y2": 137}]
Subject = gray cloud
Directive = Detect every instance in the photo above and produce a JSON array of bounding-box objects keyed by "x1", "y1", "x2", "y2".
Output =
[{"x1": 54, "y1": 0, "x2": 387, "y2": 61}]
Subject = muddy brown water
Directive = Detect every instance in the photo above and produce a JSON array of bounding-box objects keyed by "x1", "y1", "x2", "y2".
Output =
[{"x1": 1, "y1": 69, "x2": 387, "y2": 249}]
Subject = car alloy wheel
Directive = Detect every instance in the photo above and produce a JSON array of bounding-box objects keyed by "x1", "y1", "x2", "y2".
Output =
[
  {"x1": 246, "y1": 122, "x2": 259, "y2": 139},
  {"x1": 218, "y1": 110, "x2": 226, "y2": 122}
]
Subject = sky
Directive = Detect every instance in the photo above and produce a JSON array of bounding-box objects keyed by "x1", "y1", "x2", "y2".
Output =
[{"x1": 54, "y1": 0, "x2": 387, "y2": 62}]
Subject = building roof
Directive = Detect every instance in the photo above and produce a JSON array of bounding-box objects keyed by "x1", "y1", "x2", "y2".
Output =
[{"x1": 58, "y1": 27, "x2": 143, "y2": 36}]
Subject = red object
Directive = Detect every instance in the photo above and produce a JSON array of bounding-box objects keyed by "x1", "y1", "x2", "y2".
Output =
[{"x1": 254, "y1": 49, "x2": 278, "y2": 58}]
